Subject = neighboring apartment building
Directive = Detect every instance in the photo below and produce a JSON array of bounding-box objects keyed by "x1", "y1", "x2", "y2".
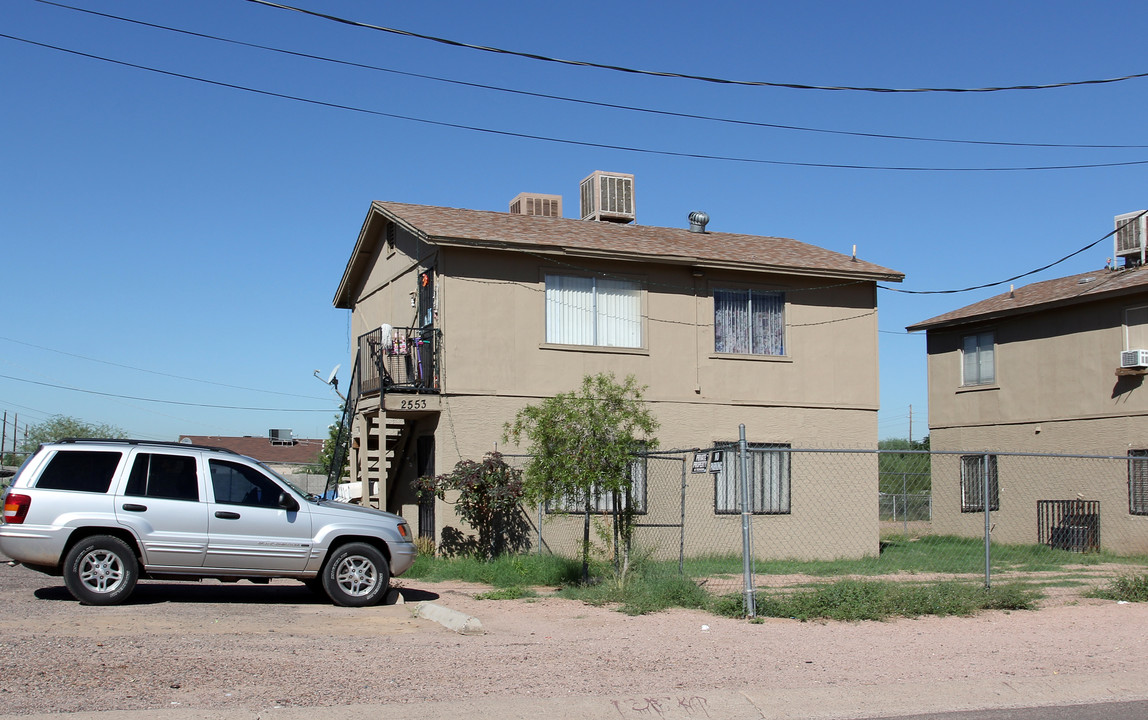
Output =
[
  {"x1": 333, "y1": 172, "x2": 903, "y2": 560},
  {"x1": 908, "y1": 211, "x2": 1148, "y2": 554}
]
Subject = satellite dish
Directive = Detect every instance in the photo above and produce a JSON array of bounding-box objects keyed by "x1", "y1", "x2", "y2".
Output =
[{"x1": 326, "y1": 364, "x2": 341, "y2": 385}]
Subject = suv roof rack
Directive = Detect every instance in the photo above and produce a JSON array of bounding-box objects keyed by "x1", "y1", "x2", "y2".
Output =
[{"x1": 57, "y1": 438, "x2": 239, "y2": 455}]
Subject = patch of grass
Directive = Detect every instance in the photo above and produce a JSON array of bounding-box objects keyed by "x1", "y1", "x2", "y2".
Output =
[
  {"x1": 404, "y1": 552, "x2": 582, "y2": 588},
  {"x1": 559, "y1": 573, "x2": 708, "y2": 615},
  {"x1": 683, "y1": 537, "x2": 1148, "y2": 579},
  {"x1": 475, "y1": 586, "x2": 537, "y2": 600},
  {"x1": 1086, "y1": 573, "x2": 1148, "y2": 603},
  {"x1": 711, "y1": 580, "x2": 1039, "y2": 621}
]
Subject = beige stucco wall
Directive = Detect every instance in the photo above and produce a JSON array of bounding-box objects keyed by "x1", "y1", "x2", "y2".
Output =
[
  {"x1": 437, "y1": 246, "x2": 881, "y2": 412},
  {"x1": 925, "y1": 295, "x2": 1148, "y2": 554},
  {"x1": 346, "y1": 223, "x2": 885, "y2": 560}
]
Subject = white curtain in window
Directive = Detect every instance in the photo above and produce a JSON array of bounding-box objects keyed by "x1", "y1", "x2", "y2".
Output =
[
  {"x1": 596, "y1": 278, "x2": 641, "y2": 347},
  {"x1": 545, "y1": 275, "x2": 595, "y2": 345},
  {"x1": 715, "y1": 289, "x2": 784, "y2": 355},
  {"x1": 545, "y1": 274, "x2": 640, "y2": 347}
]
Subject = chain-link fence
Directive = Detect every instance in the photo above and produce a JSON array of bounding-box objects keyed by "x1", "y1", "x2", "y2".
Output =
[{"x1": 500, "y1": 447, "x2": 1148, "y2": 609}]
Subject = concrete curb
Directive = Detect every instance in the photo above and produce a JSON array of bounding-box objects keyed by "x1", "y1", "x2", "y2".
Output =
[{"x1": 414, "y1": 601, "x2": 485, "y2": 635}]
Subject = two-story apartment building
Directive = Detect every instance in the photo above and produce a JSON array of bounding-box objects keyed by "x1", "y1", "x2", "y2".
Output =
[
  {"x1": 908, "y1": 222, "x2": 1148, "y2": 554},
  {"x1": 333, "y1": 172, "x2": 903, "y2": 560}
]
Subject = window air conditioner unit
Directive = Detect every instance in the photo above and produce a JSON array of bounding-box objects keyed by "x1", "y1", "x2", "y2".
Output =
[
  {"x1": 580, "y1": 171, "x2": 635, "y2": 223},
  {"x1": 1115, "y1": 211, "x2": 1148, "y2": 265},
  {"x1": 1121, "y1": 349, "x2": 1148, "y2": 368}
]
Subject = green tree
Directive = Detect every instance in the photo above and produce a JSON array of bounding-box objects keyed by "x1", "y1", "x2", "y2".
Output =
[
  {"x1": 20, "y1": 415, "x2": 127, "y2": 454},
  {"x1": 503, "y1": 373, "x2": 659, "y2": 581},
  {"x1": 315, "y1": 414, "x2": 348, "y2": 478}
]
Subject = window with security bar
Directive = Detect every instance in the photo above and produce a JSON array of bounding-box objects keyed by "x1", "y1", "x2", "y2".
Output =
[
  {"x1": 1129, "y1": 450, "x2": 1148, "y2": 515},
  {"x1": 714, "y1": 443, "x2": 790, "y2": 514},
  {"x1": 545, "y1": 457, "x2": 647, "y2": 514},
  {"x1": 960, "y1": 454, "x2": 999, "y2": 513}
]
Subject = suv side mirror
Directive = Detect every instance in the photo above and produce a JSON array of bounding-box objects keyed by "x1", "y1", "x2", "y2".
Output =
[{"x1": 278, "y1": 493, "x2": 300, "y2": 512}]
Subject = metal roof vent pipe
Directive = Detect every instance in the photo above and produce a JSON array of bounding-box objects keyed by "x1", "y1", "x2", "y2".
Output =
[{"x1": 688, "y1": 211, "x2": 710, "y2": 233}]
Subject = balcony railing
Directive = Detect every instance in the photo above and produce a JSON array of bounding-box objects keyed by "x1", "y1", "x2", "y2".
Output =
[{"x1": 358, "y1": 326, "x2": 441, "y2": 396}]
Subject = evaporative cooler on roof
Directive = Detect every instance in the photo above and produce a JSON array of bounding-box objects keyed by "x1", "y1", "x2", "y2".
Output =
[{"x1": 579, "y1": 171, "x2": 635, "y2": 223}]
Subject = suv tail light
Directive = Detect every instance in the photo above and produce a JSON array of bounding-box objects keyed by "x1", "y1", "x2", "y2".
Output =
[{"x1": 2, "y1": 494, "x2": 30, "y2": 524}]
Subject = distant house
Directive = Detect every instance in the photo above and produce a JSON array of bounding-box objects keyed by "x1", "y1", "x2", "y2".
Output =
[
  {"x1": 908, "y1": 220, "x2": 1148, "y2": 554},
  {"x1": 178, "y1": 432, "x2": 324, "y2": 489},
  {"x1": 333, "y1": 171, "x2": 903, "y2": 559}
]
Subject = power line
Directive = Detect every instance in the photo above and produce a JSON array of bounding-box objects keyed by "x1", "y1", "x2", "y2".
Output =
[
  {"x1": 6, "y1": 31, "x2": 1148, "y2": 173},
  {"x1": 0, "y1": 335, "x2": 330, "y2": 400},
  {"x1": 879, "y1": 211, "x2": 1146, "y2": 295},
  {"x1": 34, "y1": 0, "x2": 1148, "y2": 151},
  {"x1": 241, "y1": 0, "x2": 1148, "y2": 94},
  {"x1": 0, "y1": 373, "x2": 333, "y2": 412}
]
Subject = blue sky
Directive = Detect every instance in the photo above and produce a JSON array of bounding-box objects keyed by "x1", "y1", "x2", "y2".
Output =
[{"x1": 3, "y1": 0, "x2": 1147, "y2": 445}]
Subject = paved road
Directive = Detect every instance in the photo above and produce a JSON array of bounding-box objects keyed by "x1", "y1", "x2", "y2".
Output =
[{"x1": 874, "y1": 700, "x2": 1148, "y2": 720}]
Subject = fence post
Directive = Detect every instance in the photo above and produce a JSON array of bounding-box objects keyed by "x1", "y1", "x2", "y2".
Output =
[
  {"x1": 902, "y1": 471, "x2": 909, "y2": 535},
  {"x1": 679, "y1": 456, "x2": 686, "y2": 576},
  {"x1": 983, "y1": 453, "x2": 992, "y2": 589},
  {"x1": 739, "y1": 425, "x2": 756, "y2": 618}
]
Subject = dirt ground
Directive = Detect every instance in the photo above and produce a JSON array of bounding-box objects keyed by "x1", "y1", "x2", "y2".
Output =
[{"x1": 1, "y1": 559, "x2": 1146, "y2": 718}]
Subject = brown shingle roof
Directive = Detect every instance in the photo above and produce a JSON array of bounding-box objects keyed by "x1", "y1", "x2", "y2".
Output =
[
  {"x1": 334, "y1": 201, "x2": 903, "y2": 308},
  {"x1": 906, "y1": 266, "x2": 1148, "y2": 332},
  {"x1": 378, "y1": 201, "x2": 902, "y2": 279},
  {"x1": 177, "y1": 435, "x2": 323, "y2": 465}
]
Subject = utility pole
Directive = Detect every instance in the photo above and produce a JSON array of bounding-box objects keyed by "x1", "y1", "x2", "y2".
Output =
[{"x1": 908, "y1": 405, "x2": 913, "y2": 446}]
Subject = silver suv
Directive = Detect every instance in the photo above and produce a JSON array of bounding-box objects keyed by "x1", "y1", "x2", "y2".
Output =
[{"x1": 0, "y1": 439, "x2": 416, "y2": 607}]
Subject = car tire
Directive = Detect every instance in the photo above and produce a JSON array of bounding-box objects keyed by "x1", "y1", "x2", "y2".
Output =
[
  {"x1": 62, "y1": 535, "x2": 139, "y2": 606},
  {"x1": 321, "y1": 542, "x2": 390, "y2": 607}
]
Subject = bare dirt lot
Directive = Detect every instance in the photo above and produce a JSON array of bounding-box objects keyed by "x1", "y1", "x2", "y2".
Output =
[{"x1": 1, "y1": 560, "x2": 1146, "y2": 719}]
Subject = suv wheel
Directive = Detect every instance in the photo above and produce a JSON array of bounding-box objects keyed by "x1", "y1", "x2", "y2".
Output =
[
  {"x1": 322, "y1": 542, "x2": 390, "y2": 607},
  {"x1": 63, "y1": 535, "x2": 139, "y2": 606}
]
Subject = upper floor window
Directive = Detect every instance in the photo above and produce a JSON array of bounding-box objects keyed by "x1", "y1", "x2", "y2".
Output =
[
  {"x1": 961, "y1": 331, "x2": 995, "y2": 386},
  {"x1": 714, "y1": 289, "x2": 785, "y2": 356},
  {"x1": 545, "y1": 274, "x2": 641, "y2": 348},
  {"x1": 1125, "y1": 306, "x2": 1148, "y2": 350}
]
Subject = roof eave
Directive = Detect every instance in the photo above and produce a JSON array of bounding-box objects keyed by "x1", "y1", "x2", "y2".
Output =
[
  {"x1": 906, "y1": 282, "x2": 1148, "y2": 332},
  {"x1": 425, "y1": 236, "x2": 904, "y2": 283}
]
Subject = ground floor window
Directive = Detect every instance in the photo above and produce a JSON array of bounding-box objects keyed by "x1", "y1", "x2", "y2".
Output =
[
  {"x1": 546, "y1": 457, "x2": 647, "y2": 514},
  {"x1": 960, "y1": 454, "x2": 999, "y2": 512},
  {"x1": 1129, "y1": 450, "x2": 1148, "y2": 515},
  {"x1": 715, "y1": 443, "x2": 790, "y2": 514}
]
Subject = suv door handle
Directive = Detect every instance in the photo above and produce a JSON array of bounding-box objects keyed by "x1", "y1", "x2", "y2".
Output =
[
  {"x1": 122, "y1": 503, "x2": 147, "y2": 512},
  {"x1": 215, "y1": 511, "x2": 241, "y2": 520}
]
